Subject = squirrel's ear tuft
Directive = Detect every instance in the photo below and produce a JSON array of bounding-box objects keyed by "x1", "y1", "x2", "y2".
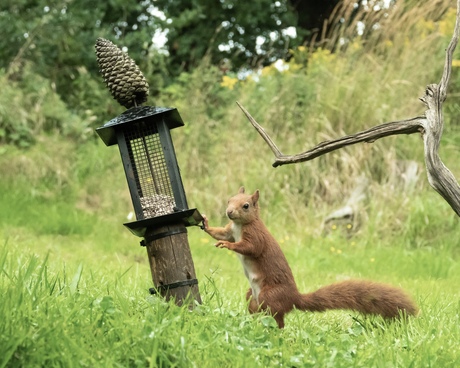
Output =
[
  {"x1": 239, "y1": 186, "x2": 245, "y2": 194},
  {"x1": 252, "y1": 190, "x2": 260, "y2": 205}
]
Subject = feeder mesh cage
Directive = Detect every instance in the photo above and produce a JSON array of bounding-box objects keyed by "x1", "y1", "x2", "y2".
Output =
[{"x1": 125, "y1": 123, "x2": 176, "y2": 218}]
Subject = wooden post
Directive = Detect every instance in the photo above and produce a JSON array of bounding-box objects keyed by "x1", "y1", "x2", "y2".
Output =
[{"x1": 144, "y1": 223, "x2": 202, "y2": 306}]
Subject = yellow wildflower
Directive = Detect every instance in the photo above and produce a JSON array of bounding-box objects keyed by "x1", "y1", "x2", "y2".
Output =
[
  {"x1": 220, "y1": 75, "x2": 238, "y2": 90},
  {"x1": 260, "y1": 64, "x2": 277, "y2": 77}
]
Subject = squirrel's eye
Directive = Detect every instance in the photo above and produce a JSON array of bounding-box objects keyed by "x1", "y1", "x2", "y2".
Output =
[{"x1": 243, "y1": 203, "x2": 249, "y2": 209}]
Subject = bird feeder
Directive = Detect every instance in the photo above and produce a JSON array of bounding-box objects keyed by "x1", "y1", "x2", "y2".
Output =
[
  {"x1": 94, "y1": 38, "x2": 202, "y2": 306},
  {"x1": 96, "y1": 106, "x2": 202, "y2": 305}
]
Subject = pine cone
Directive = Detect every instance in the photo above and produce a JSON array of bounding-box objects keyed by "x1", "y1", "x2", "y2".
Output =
[{"x1": 95, "y1": 38, "x2": 149, "y2": 108}]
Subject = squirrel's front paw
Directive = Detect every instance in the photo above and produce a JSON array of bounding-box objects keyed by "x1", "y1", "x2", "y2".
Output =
[
  {"x1": 215, "y1": 241, "x2": 230, "y2": 249},
  {"x1": 201, "y1": 214, "x2": 209, "y2": 231}
]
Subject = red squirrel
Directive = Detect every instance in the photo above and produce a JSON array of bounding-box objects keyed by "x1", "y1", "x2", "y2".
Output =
[{"x1": 202, "y1": 187, "x2": 417, "y2": 328}]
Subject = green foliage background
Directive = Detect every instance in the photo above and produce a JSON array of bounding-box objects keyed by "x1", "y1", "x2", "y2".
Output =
[{"x1": 1, "y1": 0, "x2": 460, "y2": 366}]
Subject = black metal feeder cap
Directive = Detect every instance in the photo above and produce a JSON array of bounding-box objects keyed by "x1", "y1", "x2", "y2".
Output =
[{"x1": 96, "y1": 106, "x2": 184, "y2": 146}]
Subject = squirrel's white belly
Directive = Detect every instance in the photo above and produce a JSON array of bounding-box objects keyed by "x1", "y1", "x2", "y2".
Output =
[
  {"x1": 238, "y1": 255, "x2": 262, "y2": 303},
  {"x1": 232, "y1": 223, "x2": 262, "y2": 303}
]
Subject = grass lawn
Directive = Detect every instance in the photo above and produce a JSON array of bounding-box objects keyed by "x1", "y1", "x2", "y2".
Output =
[{"x1": 1, "y1": 190, "x2": 459, "y2": 367}]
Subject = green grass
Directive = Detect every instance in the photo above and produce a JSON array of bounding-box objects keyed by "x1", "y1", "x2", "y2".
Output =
[
  {"x1": 1, "y1": 218, "x2": 460, "y2": 367},
  {"x1": 1, "y1": 158, "x2": 459, "y2": 366}
]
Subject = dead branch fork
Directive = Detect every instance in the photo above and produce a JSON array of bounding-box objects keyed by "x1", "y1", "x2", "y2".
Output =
[{"x1": 237, "y1": 1, "x2": 460, "y2": 217}]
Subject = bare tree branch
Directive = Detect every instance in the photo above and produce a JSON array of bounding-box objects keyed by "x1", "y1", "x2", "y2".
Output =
[
  {"x1": 439, "y1": 1, "x2": 460, "y2": 99},
  {"x1": 236, "y1": 102, "x2": 283, "y2": 158},
  {"x1": 238, "y1": 0, "x2": 460, "y2": 217},
  {"x1": 237, "y1": 102, "x2": 425, "y2": 167}
]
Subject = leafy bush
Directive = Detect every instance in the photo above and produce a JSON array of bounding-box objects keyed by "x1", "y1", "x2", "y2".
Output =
[{"x1": 0, "y1": 64, "x2": 87, "y2": 146}]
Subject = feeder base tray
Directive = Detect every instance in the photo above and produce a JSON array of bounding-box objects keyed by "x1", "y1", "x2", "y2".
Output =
[{"x1": 123, "y1": 208, "x2": 203, "y2": 237}]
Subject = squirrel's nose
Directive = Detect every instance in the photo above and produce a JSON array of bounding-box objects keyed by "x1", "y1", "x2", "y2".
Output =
[{"x1": 226, "y1": 209, "x2": 233, "y2": 217}]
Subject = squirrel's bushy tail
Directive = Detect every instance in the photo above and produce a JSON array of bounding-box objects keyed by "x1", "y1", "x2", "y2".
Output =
[{"x1": 296, "y1": 280, "x2": 417, "y2": 318}]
